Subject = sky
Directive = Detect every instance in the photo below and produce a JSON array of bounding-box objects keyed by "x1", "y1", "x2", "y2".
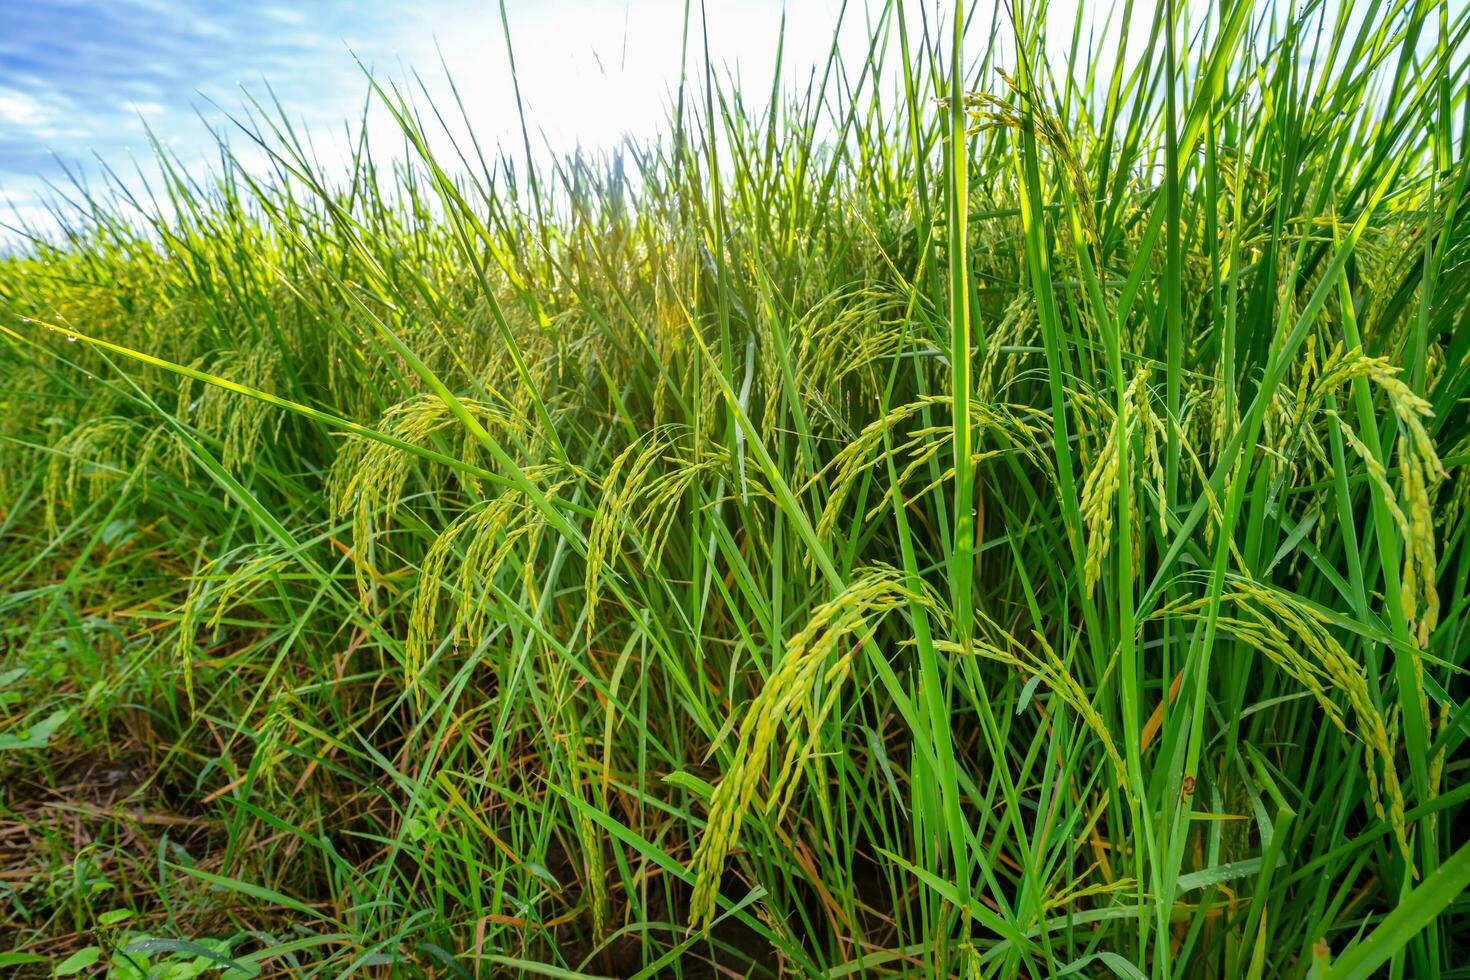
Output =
[
  {"x1": 8, "y1": 0, "x2": 1327, "y2": 245},
  {"x1": 0, "y1": 0, "x2": 928, "y2": 238},
  {"x1": 1, "y1": 0, "x2": 1428, "y2": 243}
]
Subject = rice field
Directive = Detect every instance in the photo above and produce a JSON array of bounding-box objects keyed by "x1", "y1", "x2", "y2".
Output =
[{"x1": 1, "y1": 0, "x2": 1468, "y2": 976}]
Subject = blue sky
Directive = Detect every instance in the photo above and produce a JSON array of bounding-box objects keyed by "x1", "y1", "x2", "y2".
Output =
[
  {"x1": 0, "y1": 0, "x2": 908, "y2": 235},
  {"x1": 1, "y1": 0, "x2": 1182, "y2": 238},
  {"x1": 1, "y1": 2, "x2": 419, "y2": 220}
]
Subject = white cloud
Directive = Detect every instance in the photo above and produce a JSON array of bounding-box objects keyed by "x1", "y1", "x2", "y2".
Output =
[
  {"x1": 263, "y1": 7, "x2": 305, "y2": 26},
  {"x1": 0, "y1": 88, "x2": 54, "y2": 129}
]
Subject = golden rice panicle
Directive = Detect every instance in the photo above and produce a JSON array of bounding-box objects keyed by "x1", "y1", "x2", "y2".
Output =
[
  {"x1": 1080, "y1": 367, "x2": 1158, "y2": 594},
  {"x1": 173, "y1": 545, "x2": 293, "y2": 710},
  {"x1": 585, "y1": 427, "x2": 731, "y2": 635},
  {"x1": 963, "y1": 80, "x2": 1098, "y2": 248},
  {"x1": 1384, "y1": 705, "x2": 1409, "y2": 861},
  {"x1": 1334, "y1": 412, "x2": 1434, "y2": 661},
  {"x1": 934, "y1": 622, "x2": 1131, "y2": 797},
  {"x1": 813, "y1": 399, "x2": 930, "y2": 541},
  {"x1": 405, "y1": 497, "x2": 517, "y2": 697},
  {"x1": 817, "y1": 395, "x2": 1050, "y2": 548},
  {"x1": 328, "y1": 394, "x2": 522, "y2": 605},
  {"x1": 1078, "y1": 398, "x2": 1120, "y2": 595},
  {"x1": 179, "y1": 344, "x2": 285, "y2": 473},
  {"x1": 765, "y1": 284, "x2": 905, "y2": 443},
  {"x1": 585, "y1": 431, "x2": 673, "y2": 622},
  {"x1": 688, "y1": 567, "x2": 923, "y2": 930},
  {"x1": 1310, "y1": 350, "x2": 1446, "y2": 647},
  {"x1": 577, "y1": 808, "x2": 608, "y2": 938},
  {"x1": 885, "y1": 399, "x2": 1050, "y2": 522},
  {"x1": 977, "y1": 292, "x2": 1038, "y2": 399},
  {"x1": 1428, "y1": 702, "x2": 1450, "y2": 833},
  {"x1": 1155, "y1": 583, "x2": 1411, "y2": 860},
  {"x1": 44, "y1": 417, "x2": 136, "y2": 535},
  {"x1": 406, "y1": 477, "x2": 560, "y2": 702}
]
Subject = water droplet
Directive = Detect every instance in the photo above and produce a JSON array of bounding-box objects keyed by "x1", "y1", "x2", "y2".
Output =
[{"x1": 65, "y1": 334, "x2": 77, "y2": 342}]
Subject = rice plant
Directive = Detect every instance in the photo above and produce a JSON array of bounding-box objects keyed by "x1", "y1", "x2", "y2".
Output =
[{"x1": 1, "y1": 0, "x2": 1468, "y2": 975}]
